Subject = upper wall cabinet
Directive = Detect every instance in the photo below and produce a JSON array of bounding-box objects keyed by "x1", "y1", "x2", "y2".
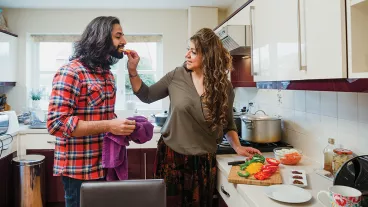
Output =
[
  {"x1": 0, "y1": 31, "x2": 17, "y2": 82},
  {"x1": 251, "y1": 0, "x2": 300, "y2": 82},
  {"x1": 300, "y1": 0, "x2": 347, "y2": 80},
  {"x1": 251, "y1": 0, "x2": 348, "y2": 82},
  {"x1": 347, "y1": 0, "x2": 368, "y2": 78}
]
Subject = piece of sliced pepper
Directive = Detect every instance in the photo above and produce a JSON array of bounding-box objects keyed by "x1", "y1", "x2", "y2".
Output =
[
  {"x1": 266, "y1": 158, "x2": 280, "y2": 166},
  {"x1": 254, "y1": 171, "x2": 272, "y2": 180},
  {"x1": 237, "y1": 171, "x2": 250, "y2": 178},
  {"x1": 264, "y1": 165, "x2": 278, "y2": 173}
]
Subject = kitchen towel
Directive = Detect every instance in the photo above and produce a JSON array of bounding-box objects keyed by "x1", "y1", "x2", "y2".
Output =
[{"x1": 102, "y1": 116, "x2": 154, "y2": 181}]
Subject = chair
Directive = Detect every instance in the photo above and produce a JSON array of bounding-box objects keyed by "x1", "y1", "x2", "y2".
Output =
[{"x1": 80, "y1": 179, "x2": 166, "y2": 207}]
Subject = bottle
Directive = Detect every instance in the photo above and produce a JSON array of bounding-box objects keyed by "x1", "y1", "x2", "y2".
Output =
[{"x1": 323, "y1": 138, "x2": 335, "y2": 173}]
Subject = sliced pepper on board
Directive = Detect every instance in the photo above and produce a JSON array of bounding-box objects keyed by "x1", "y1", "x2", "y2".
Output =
[
  {"x1": 261, "y1": 165, "x2": 279, "y2": 173},
  {"x1": 266, "y1": 158, "x2": 280, "y2": 166},
  {"x1": 254, "y1": 171, "x2": 272, "y2": 180},
  {"x1": 237, "y1": 171, "x2": 250, "y2": 178},
  {"x1": 239, "y1": 154, "x2": 266, "y2": 170}
]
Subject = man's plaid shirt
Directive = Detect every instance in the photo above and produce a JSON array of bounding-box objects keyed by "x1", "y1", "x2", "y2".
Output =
[{"x1": 47, "y1": 59, "x2": 116, "y2": 180}]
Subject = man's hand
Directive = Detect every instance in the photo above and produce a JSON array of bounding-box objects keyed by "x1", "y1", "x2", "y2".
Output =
[
  {"x1": 235, "y1": 146, "x2": 262, "y2": 158},
  {"x1": 126, "y1": 50, "x2": 140, "y2": 74},
  {"x1": 108, "y1": 119, "x2": 136, "y2": 136}
]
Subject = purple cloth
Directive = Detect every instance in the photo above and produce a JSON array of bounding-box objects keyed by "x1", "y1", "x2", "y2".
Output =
[{"x1": 102, "y1": 116, "x2": 154, "y2": 181}]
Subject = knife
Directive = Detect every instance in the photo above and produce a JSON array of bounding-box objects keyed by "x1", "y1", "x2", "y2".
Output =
[{"x1": 228, "y1": 160, "x2": 246, "y2": 166}]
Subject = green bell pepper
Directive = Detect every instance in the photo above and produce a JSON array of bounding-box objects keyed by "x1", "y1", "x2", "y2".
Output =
[{"x1": 237, "y1": 171, "x2": 250, "y2": 178}]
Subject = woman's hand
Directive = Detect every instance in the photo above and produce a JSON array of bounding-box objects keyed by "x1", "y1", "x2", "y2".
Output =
[
  {"x1": 235, "y1": 146, "x2": 262, "y2": 158},
  {"x1": 126, "y1": 50, "x2": 140, "y2": 74},
  {"x1": 108, "y1": 119, "x2": 136, "y2": 136}
]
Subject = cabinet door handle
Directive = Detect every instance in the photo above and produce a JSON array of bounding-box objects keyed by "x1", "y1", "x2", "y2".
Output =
[
  {"x1": 221, "y1": 185, "x2": 230, "y2": 197},
  {"x1": 47, "y1": 141, "x2": 56, "y2": 144},
  {"x1": 249, "y1": 6, "x2": 257, "y2": 76},
  {"x1": 297, "y1": 0, "x2": 307, "y2": 71},
  {"x1": 144, "y1": 152, "x2": 147, "y2": 180}
]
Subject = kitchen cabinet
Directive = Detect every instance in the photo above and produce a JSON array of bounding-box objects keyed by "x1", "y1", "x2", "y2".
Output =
[
  {"x1": 251, "y1": 0, "x2": 299, "y2": 81},
  {"x1": 300, "y1": 0, "x2": 347, "y2": 80},
  {"x1": 0, "y1": 151, "x2": 16, "y2": 207},
  {"x1": 127, "y1": 148, "x2": 142, "y2": 179},
  {"x1": 216, "y1": 168, "x2": 252, "y2": 206},
  {"x1": 27, "y1": 149, "x2": 65, "y2": 205},
  {"x1": 127, "y1": 148, "x2": 157, "y2": 180},
  {"x1": 0, "y1": 31, "x2": 17, "y2": 82},
  {"x1": 347, "y1": 0, "x2": 368, "y2": 78},
  {"x1": 141, "y1": 148, "x2": 156, "y2": 179},
  {"x1": 251, "y1": 0, "x2": 347, "y2": 81},
  {"x1": 230, "y1": 55, "x2": 256, "y2": 87}
]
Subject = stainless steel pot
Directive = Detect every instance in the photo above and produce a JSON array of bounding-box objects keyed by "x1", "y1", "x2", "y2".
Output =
[{"x1": 241, "y1": 110, "x2": 281, "y2": 143}]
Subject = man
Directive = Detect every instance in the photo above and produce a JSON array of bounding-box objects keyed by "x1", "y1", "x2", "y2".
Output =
[{"x1": 47, "y1": 16, "x2": 138, "y2": 207}]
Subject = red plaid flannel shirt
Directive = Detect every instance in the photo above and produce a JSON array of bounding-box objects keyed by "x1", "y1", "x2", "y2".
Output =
[{"x1": 47, "y1": 59, "x2": 116, "y2": 180}]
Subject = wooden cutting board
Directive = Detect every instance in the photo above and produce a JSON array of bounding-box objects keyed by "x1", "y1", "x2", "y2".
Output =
[{"x1": 228, "y1": 165, "x2": 283, "y2": 186}]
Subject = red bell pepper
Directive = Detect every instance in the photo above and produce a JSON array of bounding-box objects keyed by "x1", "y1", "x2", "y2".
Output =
[
  {"x1": 266, "y1": 158, "x2": 280, "y2": 166},
  {"x1": 261, "y1": 164, "x2": 279, "y2": 175},
  {"x1": 254, "y1": 171, "x2": 272, "y2": 180}
]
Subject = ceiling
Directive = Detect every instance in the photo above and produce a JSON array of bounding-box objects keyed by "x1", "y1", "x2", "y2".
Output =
[{"x1": 0, "y1": 0, "x2": 236, "y2": 9}]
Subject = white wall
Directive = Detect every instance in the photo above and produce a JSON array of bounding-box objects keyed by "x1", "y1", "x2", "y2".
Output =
[
  {"x1": 188, "y1": 7, "x2": 218, "y2": 37},
  {"x1": 2, "y1": 8, "x2": 188, "y2": 114},
  {"x1": 236, "y1": 88, "x2": 368, "y2": 164}
]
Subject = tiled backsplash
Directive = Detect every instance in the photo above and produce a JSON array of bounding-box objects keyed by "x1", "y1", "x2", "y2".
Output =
[{"x1": 234, "y1": 88, "x2": 368, "y2": 164}]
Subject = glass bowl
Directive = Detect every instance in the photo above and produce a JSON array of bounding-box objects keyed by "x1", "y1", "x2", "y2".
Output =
[{"x1": 273, "y1": 147, "x2": 303, "y2": 165}]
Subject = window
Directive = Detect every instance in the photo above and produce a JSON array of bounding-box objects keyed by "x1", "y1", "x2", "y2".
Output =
[{"x1": 31, "y1": 34, "x2": 163, "y2": 111}]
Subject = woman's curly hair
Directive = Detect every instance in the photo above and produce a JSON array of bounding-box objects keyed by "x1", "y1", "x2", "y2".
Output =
[{"x1": 190, "y1": 28, "x2": 233, "y2": 132}]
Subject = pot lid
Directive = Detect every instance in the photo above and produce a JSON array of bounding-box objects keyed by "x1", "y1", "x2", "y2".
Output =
[{"x1": 241, "y1": 110, "x2": 280, "y2": 121}]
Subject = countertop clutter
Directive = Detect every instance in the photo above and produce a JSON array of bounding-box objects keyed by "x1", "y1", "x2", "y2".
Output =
[{"x1": 216, "y1": 153, "x2": 333, "y2": 207}]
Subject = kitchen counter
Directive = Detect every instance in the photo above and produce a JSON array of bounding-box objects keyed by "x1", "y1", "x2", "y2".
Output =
[
  {"x1": 216, "y1": 153, "x2": 332, "y2": 207},
  {"x1": 18, "y1": 123, "x2": 162, "y2": 135}
]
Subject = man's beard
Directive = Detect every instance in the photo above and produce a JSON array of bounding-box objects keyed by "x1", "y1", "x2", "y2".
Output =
[{"x1": 109, "y1": 46, "x2": 125, "y2": 59}]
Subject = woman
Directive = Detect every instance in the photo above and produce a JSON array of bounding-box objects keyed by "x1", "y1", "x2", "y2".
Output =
[{"x1": 126, "y1": 28, "x2": 261, "y2": 207}]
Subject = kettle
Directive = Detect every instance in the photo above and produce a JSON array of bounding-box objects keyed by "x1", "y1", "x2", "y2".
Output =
[{"x1": 334, "y1": 155, "x2": 368, "y2": 207}]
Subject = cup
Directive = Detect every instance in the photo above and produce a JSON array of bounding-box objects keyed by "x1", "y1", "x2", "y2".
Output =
[{"x1": 317, "y1": 185, "x2": 362, "y2": 207}]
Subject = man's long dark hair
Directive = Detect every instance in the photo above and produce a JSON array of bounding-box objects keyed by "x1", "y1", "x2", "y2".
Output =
[{"x1": 70, "y1": 16, "x2": 121, "y2": 70}]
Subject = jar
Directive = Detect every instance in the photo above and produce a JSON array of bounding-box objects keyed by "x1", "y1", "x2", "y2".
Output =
[{"x1": 332, "y1": 148, "x2": 353, "y2": 175}]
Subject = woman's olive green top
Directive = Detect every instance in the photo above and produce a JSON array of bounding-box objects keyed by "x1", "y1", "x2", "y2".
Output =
[{"x1": 135, "y1": 66, "x2": 237, "y2": 155}]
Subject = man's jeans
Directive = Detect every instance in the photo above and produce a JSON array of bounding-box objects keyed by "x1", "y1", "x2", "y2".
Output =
[{"x1": 61, "y1": 176, "x2": 104, "y2": 207}]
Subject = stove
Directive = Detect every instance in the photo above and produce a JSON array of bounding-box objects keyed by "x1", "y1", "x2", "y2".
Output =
[{"x1": 216, "y1": 137, "x2": 293, "y2": 154}]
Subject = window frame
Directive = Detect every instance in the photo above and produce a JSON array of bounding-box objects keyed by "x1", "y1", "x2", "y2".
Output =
[{"x1": 30, "y1": 35, "x2": 164, "y2": 111}]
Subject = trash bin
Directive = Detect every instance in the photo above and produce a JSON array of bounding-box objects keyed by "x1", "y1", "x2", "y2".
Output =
[{"x1": 13, "y1": 155, "x2": 46, "y2": 207}]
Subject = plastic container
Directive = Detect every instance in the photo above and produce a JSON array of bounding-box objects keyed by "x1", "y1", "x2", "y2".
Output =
[{"x1": 332, "y1": 148, "x2": 353, "y2": 175}]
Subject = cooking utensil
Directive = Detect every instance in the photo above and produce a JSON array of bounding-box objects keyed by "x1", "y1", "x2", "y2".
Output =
[
  {"x1": 151, "y1": 111, "x2": 168, "y2": 127},
  {"x1": 241, "y1": 110, "x2": 281, "y2": 143},
  {"x1": 228, "y1": 160, "x2": 246, "y2": 166}
]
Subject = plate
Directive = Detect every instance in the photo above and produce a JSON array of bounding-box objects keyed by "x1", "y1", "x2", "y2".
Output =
[
  {"x1": 264, "y1": 184, "x2": 312, "y2": 203},
  {"x1": 289, "y1": 169, "x2": 308, "y2": 188}
]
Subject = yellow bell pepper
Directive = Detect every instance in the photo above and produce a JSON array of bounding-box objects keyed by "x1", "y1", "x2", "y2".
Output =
[{"x1": 245, "y1": 162, "x2": 263, "y2": 175}]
